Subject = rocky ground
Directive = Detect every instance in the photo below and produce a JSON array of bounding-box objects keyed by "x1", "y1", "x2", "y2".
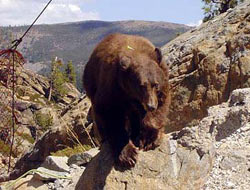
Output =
[
  {"x1": 203, "y1": 88, "x2": 250, "y2": 190},
  {"x1": 0, "y1": 63, "x2": 81, "y2": 177},
  {"x1": 1, "y1": 88, "x2": 249, "y2": 190},
  {"x1": 204, "y1": 123, "x2": 250, "y2": 189}
]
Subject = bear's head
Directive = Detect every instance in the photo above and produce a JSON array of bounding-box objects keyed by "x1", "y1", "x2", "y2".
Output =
[{"x1": 118, "y1": 48, "x2": 168, "y2": 112}]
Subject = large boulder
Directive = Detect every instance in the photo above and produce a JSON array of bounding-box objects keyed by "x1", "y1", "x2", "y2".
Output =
[
  {"x1": 162, "y1": 1, "x2": 250, "y2": 131},
  {"x1": 76, "y1": 134, "x2": 214, "y2": 190}
]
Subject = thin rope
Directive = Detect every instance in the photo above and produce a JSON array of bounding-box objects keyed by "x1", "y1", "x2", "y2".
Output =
[
  {"x1": 11, "y1": 0, "x2": 53, "y2": 50},
  {"x1": 6, "y1": 0, "x2": 53, "y2": 172},
  {"x1": 7, "y1": 50, "x2": 15, "y2": 172}
]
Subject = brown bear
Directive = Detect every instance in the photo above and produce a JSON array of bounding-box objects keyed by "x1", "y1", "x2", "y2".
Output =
[{"x1": 83, "y1": 33, "x2": 170, "y2": 167}]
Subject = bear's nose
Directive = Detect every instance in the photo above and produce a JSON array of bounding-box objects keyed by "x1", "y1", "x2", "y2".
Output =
[{"x1": 147, "y1": 103, "x2": 157, "y2": 111}]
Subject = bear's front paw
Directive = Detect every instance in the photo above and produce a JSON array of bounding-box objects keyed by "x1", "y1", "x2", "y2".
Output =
[
  {"x1": 139, "y1": 126, "x2": 162, "y2": 151},
  {"x1": 119, "y1": 140, "x2": 138, "y2": 167}
]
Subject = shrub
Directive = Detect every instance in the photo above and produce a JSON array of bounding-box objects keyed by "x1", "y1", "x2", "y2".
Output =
[
  {"x1": 34, "y1": 112, "x2": 53, "y2": 132},
  {"x1": 51, "y1": 144, "x2": 92, "y2": 157}
]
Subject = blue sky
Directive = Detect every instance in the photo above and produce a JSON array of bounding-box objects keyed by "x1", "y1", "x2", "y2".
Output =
[
  {"x1": 0, "y1": 0, "x2": 204, "y2": 26},
  {"x1": 82, "y1": 0, "x2": 204, "y2": 25}
]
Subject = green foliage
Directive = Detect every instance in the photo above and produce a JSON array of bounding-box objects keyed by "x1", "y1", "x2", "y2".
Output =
[
  {"x1": 29, "y1": 93, "x2": 41, "y2": 102},
  {"x1": 64, "y1": 61, "x2": 76, "y2": 86},
  {"x1": 34, "y1": 112, "x2": 53, "y2": 131},
  {"x1": 50, "y1": 58, "x2": 67, "y2": 100},
  {"x1": 51, "y1": 144, "x2": 92, "y2": 157},
  {"x1": 0, "y1": 139, "x2": 22, "y2": 157},
  {"x1": 202, "y1": 0, "x2": 244, "y2": 22},
  {"x1": 0, "y1": 140, "x2": 11, "y2": 156},
  {"x1": 19, "y1": 133, "x2": 35, "y2": 144},
  {"x1": 16, "y1": 87, "x2": 26, "y2": 97}
]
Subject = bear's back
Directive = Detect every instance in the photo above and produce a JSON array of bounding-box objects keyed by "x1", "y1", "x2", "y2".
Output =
[
  {"x1": 83, "y1": 33, "x2": 161, "y2": 99},
  {"x1": 89, "y1": 33, "x2": 157, "y2": 65}
]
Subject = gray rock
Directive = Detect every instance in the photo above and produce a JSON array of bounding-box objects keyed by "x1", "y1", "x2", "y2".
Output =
[
  {"x1": 15, "y1": 101, "x2": 30, "y2": 111},
  {"x1": 204, "y1": 88, "x2": 250, "y2": 189},
  {"x1": 75, "y1": 131, "x2": 214, "y2": 190},
  {"x1": 68, "y1": 148, "x2": 100, "y2": 166},
  {"x1": 30, "y1": 103, "x2": 43, "y2": 110},
  {"x1": 33, "y1": 167, "x2": 71, "y2": 182},
  {"x1": 41, "y1": 156, "x2": 70, "y2": 172},
  {"x1": 220, "y1": 151, "x2": 246, "y2": 170}
]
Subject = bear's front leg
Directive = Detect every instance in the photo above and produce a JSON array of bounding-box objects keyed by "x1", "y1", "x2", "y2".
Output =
[
  {"x1": 119, "y1": 140, "x2": 138, "y2": 167},
  {"x1": 140, "y1": 113, "x2": 164, "y2": 151},
  {"x1": 94, "y1": 106, "x2": 138, "y2": 167}
]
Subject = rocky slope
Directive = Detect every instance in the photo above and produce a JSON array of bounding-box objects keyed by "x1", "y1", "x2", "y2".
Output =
[
  {"x1": 163, "y1": 1, "x2": 250, "y2": 132},
  {"x1": 1, "y1": 88, "x2": 249, "y2": 190},
  {"x1": 0, "y1": 93, "x2": 94, "y2": 182},
  {"x1": 0, "y1": 63, "x2": 81, "y2": 176}
]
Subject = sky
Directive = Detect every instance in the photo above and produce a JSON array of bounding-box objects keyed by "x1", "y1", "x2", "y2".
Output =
[{"x1": 0, "y1": 0, "x2": 204, "y2": 27}]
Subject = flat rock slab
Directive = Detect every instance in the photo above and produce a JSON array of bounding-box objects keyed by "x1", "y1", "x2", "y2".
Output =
[
  {"x1": 33, "y1": 167, "x2": 71, "y2": 182},
  {"x1": 41, "y1": 156, "x2": 70, "y2": 172}
]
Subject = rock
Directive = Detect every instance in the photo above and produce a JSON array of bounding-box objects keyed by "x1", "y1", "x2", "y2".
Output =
[
  {"x1": 219, "y1": 151, "x2": 246, "y2": 170},
  {"x1": 41, "y1": 156, "x2": 70, "y2": 172},
  {"x1": 56, "y1": 82, "x2": 81, "y2": 106},
  {"x1": 33, "y1": 167, "x2": 70, "y2": 182},
  {"x1": 209, "y1": 88, "x2": 250, "y2": 141},
  {"x1": 203, "y1": 88, "x2": 250, "y2": 189},
  {"x1": 76, "y1": 128, "x2": 214, "y2": 190},
  {"x1": 0, "y1": 96, "x2": 94, "y2": 183},
  {"x1": 229, "y1": 88, "x2": 250, "y2": 106},
  {"x1": 15, "y1": 101, "x2": 30, "y2": 111},
  {"x1": 47, "y1": 164, "x2": 85, "y2": 190},
  {"x1": 162, "y1": 1, "x2": 250, "y2": 131},
  {"x1": 21, "y1": 96, "x2": 30, "y2": 100},
  {"x1": 86, "y1": 147, "x2": 100, "y2": 157},
  {"x1": 68, "y1": 148, "x2": 100, "y2": 166},
  {"x1": 0, "y1": 175, "x2": 48, "y2": 190},
  {"x1": 29, "y1": 103, "x2": 43, "y2": 110}
]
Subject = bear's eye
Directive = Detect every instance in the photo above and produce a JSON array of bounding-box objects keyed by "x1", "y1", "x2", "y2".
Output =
[{"x1": 152, "y1": 83, "x2": 159, "y2": 90}]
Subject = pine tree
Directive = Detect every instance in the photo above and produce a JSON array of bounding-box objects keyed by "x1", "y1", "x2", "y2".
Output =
[
  {"x1": 202, "y1": 0, "x2": 244, "y2": 22},
  {"x1": 64, "y1": 61, "x2": 76, "y2": 86},
  {"x1": 48, "y1": 57, "x2": 66, "y2": 101}
]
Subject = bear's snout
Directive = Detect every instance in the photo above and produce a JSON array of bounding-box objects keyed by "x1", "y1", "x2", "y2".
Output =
[{"x1": 143, "y1": 94, "x2": 158, "y2": 111}]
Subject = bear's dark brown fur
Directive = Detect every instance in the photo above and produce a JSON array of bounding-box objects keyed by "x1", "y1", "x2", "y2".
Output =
[{"x1": 83, "y1": 33, "x2": 170, "y2": 167}]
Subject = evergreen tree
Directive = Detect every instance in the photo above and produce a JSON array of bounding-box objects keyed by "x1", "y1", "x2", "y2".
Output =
[
  {"x1": 48, "y1": 57, "x2": 66, "y2": 101},
  {"x1": 202, "y1": 0, "x2": 244, "y2": 22},
  {"x1": 64, "y1": 61, "x2": 76, "y2": 86}
]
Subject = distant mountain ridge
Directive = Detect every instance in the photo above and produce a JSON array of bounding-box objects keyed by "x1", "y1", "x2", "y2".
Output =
[{"x1": 0, "y1": 20, "x2": 191, "y2": 89}]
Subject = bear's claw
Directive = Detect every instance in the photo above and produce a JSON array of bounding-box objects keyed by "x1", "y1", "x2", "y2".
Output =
[{"x1": 119, "y1": 140, "x2": 138, "y2": 167}]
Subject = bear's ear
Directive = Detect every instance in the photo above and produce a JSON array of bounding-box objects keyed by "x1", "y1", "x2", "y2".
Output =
[
  {"x1": 155, "y1": 47, "x2": 163, "y2": 64},
  {"x1": 119, "y1": 55, "x2": 131, "y2": 70}
]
